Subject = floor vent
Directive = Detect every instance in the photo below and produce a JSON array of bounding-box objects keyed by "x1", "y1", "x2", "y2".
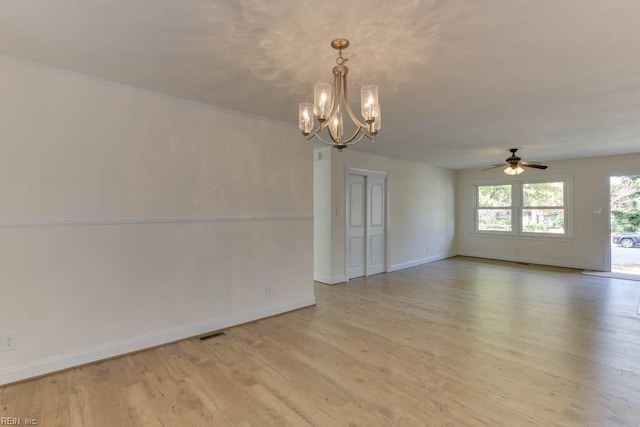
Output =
[{"x1": 199, "y1": 332, "x2": 226, "y2": 341}]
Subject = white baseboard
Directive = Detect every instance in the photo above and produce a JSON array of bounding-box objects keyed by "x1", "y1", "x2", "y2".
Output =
[
  {"x1": 389, "y1": 253, "x2": 456, "y2": 272},
  {"x1": 314, "y1": 273, "x2": 346, "y2": 285},
  {"x1": 456, "y1": 251, "x2": 588, "y2": 270},
  {"x1": 0, "y1": 296, "x2": 316, "y2": 386}
]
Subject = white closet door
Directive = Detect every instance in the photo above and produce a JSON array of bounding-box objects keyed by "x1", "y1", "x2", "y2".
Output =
[
  {"x1": 347, "y1": 174, "x2": 366, "y2": 279},
  {"x1": 366, "y1": 174, "x2": 386, "y2": 276}
]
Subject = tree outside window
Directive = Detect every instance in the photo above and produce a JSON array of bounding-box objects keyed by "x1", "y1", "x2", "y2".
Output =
[
  {"x1": 477, "y1": 184, "x2": 512, "y2": 232},
  {"x1": 610, "y1": 175, "x2": 640, "y2": 232},
  {"x1": 522, "y1": 182, "x2": 565, "y2": 233}
]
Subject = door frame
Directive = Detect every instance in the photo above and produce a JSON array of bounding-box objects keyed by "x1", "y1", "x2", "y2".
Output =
[
  {"x1": 344, "y1": 167, "x2": 390, "y2": 282},
  {"x1": 607, "y1": 174, "x2": 640, "y2": 273},
  {"x1": 606, "y1": 175, "x2": 614, "y2": 273}
]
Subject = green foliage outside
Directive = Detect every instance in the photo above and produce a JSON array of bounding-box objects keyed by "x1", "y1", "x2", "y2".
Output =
[
  {"x1": 523, "y1": 182, "x2": 564, "y2": 207},
  {"x1": 477, "y1": 185, "x2": 512, "y2": 231},
  {"x1": 478, "y1": 185, "x2": 511, "y2": 207},
  {"x1": 477, "y1": 209, "x2": 511, "y2": 231},
  {"x1": 522, "y1": 209, "x2": 565, "y2": 233},
  {"x1": 611, "y1": 175, "x2": 640, "y2": 232}
]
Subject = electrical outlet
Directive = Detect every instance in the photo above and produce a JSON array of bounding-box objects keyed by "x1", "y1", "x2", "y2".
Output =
[
  {"x1": 264, "y1": 287, "x2": 272, "y2": 297},
  {"x1": 0, "y1": 334, "x2": 17, "y2": 352}
]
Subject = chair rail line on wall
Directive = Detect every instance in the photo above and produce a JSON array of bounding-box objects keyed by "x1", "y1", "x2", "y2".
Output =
[{"x1": 0, "y1": 215, "x2": 314, "y2": 229}]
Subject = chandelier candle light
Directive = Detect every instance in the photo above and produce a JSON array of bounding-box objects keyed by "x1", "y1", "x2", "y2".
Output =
[{"x1": 299, "y1": 38, "x2": 381, "y2": 151}]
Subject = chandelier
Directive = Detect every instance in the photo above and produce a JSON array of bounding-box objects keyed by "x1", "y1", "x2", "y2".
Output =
[{"x1": 298, "y1": 38, "x2": 381, "y2": 151}]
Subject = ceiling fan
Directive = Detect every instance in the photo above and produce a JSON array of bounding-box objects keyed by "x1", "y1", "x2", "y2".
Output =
[{"x1": 483, "y1": 148, "x2": 548, "y2": 175}]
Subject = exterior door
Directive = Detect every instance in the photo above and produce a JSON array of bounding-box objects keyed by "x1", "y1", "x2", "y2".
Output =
[
  {"x1": 347, "y1": 174, "x2": 366, "y2": 279},
  {"x1": 366, "y1": 174, "x2": 386, "y2": 275},
  {"x1": 610, "y1": 175, "x2": 640, "y2": 275}
]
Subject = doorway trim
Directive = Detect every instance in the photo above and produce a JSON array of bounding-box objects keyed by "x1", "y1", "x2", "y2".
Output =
[
  {"x1": 608, "y1": 174, "x2": 640, "y2": 275},
  {"x1": 344, "y1": 167, "x2": 390, "y2": 282},
  {"x1": 605, "y1": 174, "x2": 613, "y2": 273}
]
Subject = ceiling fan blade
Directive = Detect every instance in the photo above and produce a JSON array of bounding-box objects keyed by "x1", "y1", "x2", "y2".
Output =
[
  {"x1": 481, "y1": 164, "x2": 505, "y2": 171},
  {"x1": 487, "y1": 149, "x2": 549, "y2": 172},
  {"x1": 521, "y1": 163, "x2": 548, "y2": 169}
]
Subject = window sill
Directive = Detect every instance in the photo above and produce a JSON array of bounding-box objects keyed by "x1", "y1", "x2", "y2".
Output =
[{"x1": 472, "y1": 231, "x2": 574, "y2": 242}]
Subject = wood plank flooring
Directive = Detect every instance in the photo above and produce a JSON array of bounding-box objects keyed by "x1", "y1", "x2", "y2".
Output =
[{"x1": 2, "y1": 256, "x2": 640, "y2": 426}]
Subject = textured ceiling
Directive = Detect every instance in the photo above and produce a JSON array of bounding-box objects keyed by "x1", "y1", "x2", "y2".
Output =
[{"x1": 1, "y1": 0, "x2": 640, "y2": 169}]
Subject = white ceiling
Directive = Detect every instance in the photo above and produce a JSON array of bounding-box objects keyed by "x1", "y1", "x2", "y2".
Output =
[{"x1": 1, "y1": 0, "x2": 640, "y2": 169}]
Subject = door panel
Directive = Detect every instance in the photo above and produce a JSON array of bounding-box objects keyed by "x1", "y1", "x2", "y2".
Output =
[
  {"x1": 347, "y1": 174, "x2": 365, "y2": 279},
  {"x1": 370, "y1": 183, "x2": 384, "y2": 226},
  {"x1": 366, "y1": 175, "x2": 386, "y2": 276},
  {"x1": 370, "y1": 235, "x2": 384, "y2": 266},
  {"x1": 349, "y1": 181, "x2": 364, "y2": 227},
  {"x1": 349, "y1": 237, "x2": 365, "y2": 268}
]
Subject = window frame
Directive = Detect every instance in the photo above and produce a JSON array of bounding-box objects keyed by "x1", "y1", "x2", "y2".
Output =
[
  {"x1": 473, "y1": 175, "x2": 573, "y2": 240},
  {"x1": 475, "y1": 183, "x2": 514, "y2": 234}
]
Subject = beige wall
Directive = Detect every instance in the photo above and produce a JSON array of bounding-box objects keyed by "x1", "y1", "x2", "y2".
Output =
[
  {"x1": 0, "y1": 56, "x2": 314, "y2": 385},
  {"x1": 456, "y1": 153, "x2": 640, "y2": 270},
  {"x1": 313, "y1": 146, "x2": 333, "y2": 283}
]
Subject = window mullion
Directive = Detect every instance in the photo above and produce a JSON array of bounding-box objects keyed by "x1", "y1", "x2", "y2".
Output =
[{"x1": 513, "y1": 182, "x2": 522, "y2": 234}]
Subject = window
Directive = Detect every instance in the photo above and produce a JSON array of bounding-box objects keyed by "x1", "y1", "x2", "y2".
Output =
[
  {"x1": 477, "y1": 184, "x2": 512, "y2": 232},
  {"x1": 475, "y1": 179, "x2": 570, "y2": 237},
  {"x1": 521, "y1": 182, "x2": 565, "y2": 234}
]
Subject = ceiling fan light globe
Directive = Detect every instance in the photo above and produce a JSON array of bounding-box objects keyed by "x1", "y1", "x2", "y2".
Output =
[{"x1": 504, "y1": 165, "x2": 524, "y2": 175}]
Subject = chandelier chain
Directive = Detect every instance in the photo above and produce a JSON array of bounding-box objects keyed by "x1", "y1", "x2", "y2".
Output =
[{"x1": 336, "y1": 50, "x2": 348, "y2": 66}]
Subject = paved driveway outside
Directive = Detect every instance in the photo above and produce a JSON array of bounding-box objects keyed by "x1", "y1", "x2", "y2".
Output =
[{"x1": 611, "y1": 244, "x2": 640, "y2": 274}]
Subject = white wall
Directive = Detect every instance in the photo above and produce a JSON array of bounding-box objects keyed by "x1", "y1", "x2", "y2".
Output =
[
  {"x1": 0, "y1": 56, "x2": 314, "y2": 385},
  {"x1": 456, "y1": 153, "x2": 640, "y2": 270},
  {"x1": 313, "y1": 146, "x2": 332, "y2": 283},
  {"x1": 329, "y1": 149, "x2": 456, "y2": 282}
]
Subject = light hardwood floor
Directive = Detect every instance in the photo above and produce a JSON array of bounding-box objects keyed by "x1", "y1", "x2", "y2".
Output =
[{"x1": 2, "y1": 256, "x2": 640, "y2": 426}]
